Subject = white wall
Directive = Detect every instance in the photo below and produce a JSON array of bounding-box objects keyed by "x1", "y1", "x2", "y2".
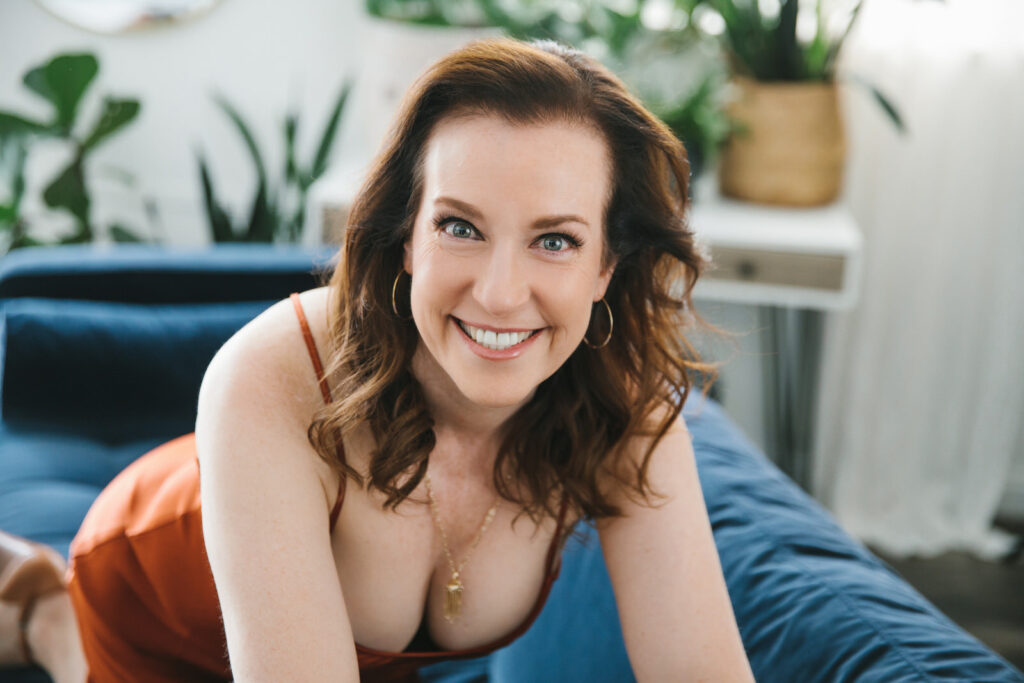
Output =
[{"x1": 0, "y1": 0, "x2": 362, "y2": 245}]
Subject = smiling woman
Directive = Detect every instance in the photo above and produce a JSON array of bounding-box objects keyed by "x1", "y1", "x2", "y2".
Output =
[{"x1": 0, "y1": 37, "x2": 751, "y2": 683}]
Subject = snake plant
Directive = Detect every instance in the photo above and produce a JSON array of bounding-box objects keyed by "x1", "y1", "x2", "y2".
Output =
[{"x1": 198, "y1": 83, "x2": 351, "y2": 243}]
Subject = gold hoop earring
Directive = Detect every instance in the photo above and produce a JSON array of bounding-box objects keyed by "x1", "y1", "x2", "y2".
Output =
[
  {"x1": 583, "y1": 298, "x2": 613, "y2": 349},
  {"x1": 391, "y1": 270, "x2": 412, "y2": 318}
]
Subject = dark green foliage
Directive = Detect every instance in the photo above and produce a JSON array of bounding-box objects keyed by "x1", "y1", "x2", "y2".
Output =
[
  {"x1": 199, "y1": 83, "x2": 351, "y2": 243},
  {"x1": 0, "y1": 52, "x2": 145, "y2": 253},
  {"x1": 690, "y1": 0, "x2": 911, "y2": 131}
]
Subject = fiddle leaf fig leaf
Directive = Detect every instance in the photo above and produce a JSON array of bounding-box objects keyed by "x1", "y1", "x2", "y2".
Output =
[
  {"x1": 81, "y1": 97, "x2": 141, "y2": 152},
  {"x1": 43, "y1": 158, "x2": 89, "y2": 224},
  {"x1": 25, "y1": 54, "x2": 99, "y2": 135},
  {"x1": 0, "y1": 111, "x2": 53, "y2": 137},
  {"x1": 23, "y1": 65, "x2": 56, "y2": 107}
]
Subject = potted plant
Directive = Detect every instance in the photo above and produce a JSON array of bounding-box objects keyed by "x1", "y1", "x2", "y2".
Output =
[
  {"x1": 680, "y1": 0, "x2": 906, "y2": 206},
  {"x1": 0, "y1": 52, "x2": 147, "y2": 253},
  {"x1": 198, "y1": 84, "x2": 350, "y2": 243}
]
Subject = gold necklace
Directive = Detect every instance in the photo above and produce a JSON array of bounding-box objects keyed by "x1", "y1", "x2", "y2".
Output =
[{"x1": 422, "y1": 473, "x2": 499, "y2": 622}]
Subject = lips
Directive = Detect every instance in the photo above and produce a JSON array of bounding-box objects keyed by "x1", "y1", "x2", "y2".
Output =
[{"x1": 454, "y1": 318, "x2": 541, "y2": 351}]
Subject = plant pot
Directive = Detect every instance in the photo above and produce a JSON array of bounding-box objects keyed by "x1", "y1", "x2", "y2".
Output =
[{"x1": 717, "y1": 77, "x2": 845, "y2": 206}]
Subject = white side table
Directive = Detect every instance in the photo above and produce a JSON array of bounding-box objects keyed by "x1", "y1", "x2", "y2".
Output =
[{"x1": 689, "y1": 176, "x2": 863, "y2": 489}]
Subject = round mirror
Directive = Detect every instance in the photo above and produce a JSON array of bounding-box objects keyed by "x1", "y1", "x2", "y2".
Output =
[{"x1": 35, "y1": 0, "x2": 222, "y2": 34}]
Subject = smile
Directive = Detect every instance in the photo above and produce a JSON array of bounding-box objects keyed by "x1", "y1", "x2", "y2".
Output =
[{"x1": 455, "y1": 318, "x2": 541, "y2": 351}]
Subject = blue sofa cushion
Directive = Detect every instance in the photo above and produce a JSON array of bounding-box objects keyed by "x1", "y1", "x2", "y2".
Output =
[
  {"x1": 0, "y1": 298, "x2": 275, "y2": 442},
  {"x1": 683, "y1": 394, "x2": 1023, "y2": 682}
]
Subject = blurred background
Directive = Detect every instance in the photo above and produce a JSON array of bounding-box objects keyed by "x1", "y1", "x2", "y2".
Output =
[{"x1": 1, "y1": 0, "x2": 1022, "y2": 668}]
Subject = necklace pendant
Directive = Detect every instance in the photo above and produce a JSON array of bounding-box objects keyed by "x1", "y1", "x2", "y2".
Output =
[{"x1": 444, "y1": 572, "x2": 464, "y2": 622}]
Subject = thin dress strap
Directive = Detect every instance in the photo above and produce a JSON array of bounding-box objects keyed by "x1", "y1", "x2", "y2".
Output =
[{"x1": 290, "y1": 293, "x2": 345, "y2": 531}]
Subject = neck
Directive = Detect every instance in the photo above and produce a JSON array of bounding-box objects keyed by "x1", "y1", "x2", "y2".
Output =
[{"x1": 410, "y1": 344, "x2": 530, "y2": 471}]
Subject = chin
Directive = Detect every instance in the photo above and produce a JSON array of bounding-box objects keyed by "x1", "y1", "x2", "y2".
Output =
[{"x1": 456, "y1": 379, "x2": 536, "y2": 410}]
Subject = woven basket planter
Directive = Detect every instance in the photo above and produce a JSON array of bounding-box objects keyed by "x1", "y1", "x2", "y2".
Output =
[{"x1": 718, "y1": 77, "x2": 846, "y2": 206}]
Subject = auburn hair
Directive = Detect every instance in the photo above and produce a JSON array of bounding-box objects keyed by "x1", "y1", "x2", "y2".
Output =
[{"x1": 308, "y1": 37, "x2": 722, "y2": 524}]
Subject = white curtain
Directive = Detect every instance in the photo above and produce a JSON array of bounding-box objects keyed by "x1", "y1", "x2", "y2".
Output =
[{"x1": 812, "y1": 0, "x2": 1024, "y2": 559}]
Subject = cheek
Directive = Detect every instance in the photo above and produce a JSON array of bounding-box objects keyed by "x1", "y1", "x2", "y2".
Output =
[
  {"x1": 408, "y1": 248, "x2": 467, "y2": 319},
  {"x1": 538, "y1": 274, "x2": 599, "y2": 336}
]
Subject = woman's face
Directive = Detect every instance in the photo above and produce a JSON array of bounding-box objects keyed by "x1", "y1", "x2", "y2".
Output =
[{"x1": 403, "y1": 113, "x2": 615, "y2": 410}]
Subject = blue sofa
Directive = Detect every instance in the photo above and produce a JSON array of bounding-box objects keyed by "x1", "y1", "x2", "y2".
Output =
[{"x1": 1, "y1": 245, "x2": 1021, "y2": 682}]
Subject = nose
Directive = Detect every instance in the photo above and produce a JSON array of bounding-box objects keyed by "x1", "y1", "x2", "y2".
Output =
[{"x1": 472, "y1": 243, "x2": 530, "y2": 317}]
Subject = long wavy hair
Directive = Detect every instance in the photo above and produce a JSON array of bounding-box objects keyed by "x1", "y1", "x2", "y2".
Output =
[{"x1": 308, "y1": 37, "x2": 722, "y2": 524}]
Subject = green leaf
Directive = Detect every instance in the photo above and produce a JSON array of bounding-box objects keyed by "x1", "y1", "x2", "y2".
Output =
[
  {"x1": 25, "y1": 53, "x2": 99, "y2": 135},
  {"x1": 840, "y1": 72, "x2": 904, "y2": 132},
  {"x1": 774, "y1": 0, "x2": 802, "y2": 80},
  {"x1": 1, "y1": 138, "x2": 29, "y2": 210},
  {"x1": 214, "y1": 94, "x2": 268, "y2": 187},
  {"x1": 198, "y1": 153, "x2": 236, "y2": 242},
  {"x1": 43, "y1": 157, "x2": 90, "y2": 226},
  {"x1": 0, "y1": 111, "x2": 53, "y2": 137},
  {"x1": 23, "y1": 65, "x2": 56, "y2": 107},
  {"x1": 0, "y1": 203, "x2": 15, "y2": 223},
  {"x1": 109, "y1": 223, "x2": 143, "y2": 242},
  {"x1": 81, "y1": 97, "x2": 141, "y2": 152},
  {"x1": 244, "y1": 180, "x2": 275, "y2": 242},
  {"x1": 284, "y1": 111, "x2": 299, "y2": 186},
  {"x1": 823, "y1": 1, "x2": 864, "y2": 77},
  {"x1": 805, "y1": 0, "x2": 829, "y2": 78},
  {"x1": 868, "y1": 83, "x2": 904, "y2": 133},
  {"x1": 310, "y1": 82, "x2": 351, "y2": 181}
]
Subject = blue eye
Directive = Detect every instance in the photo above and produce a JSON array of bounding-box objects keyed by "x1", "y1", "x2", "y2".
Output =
[
  {"x1": 538, "y1": 233, "x2": 580, "y2": 253},
  {"x1": 446, "y1": 222, "x2": 475, "y2": 239},
  {"x1": 433, "y1": 214, "x2": 478, "y2": 240}
]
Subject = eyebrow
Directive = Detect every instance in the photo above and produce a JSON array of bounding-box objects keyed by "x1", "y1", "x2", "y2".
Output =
[{"x1": 434, "y1": 196, "x2": 590, "y2": 230}]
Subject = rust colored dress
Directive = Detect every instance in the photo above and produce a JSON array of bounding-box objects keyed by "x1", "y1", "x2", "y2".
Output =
[{"x1": 66, "y1": 294, "x2": 570, "y2": 682}]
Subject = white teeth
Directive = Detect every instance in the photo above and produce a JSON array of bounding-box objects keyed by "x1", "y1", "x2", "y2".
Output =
[{"x1": 458, "y1": 320, "x2": 536, "y2": 350}]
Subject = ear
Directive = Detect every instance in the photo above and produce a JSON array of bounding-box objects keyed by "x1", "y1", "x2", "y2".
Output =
[
  {"x1": 402, "y1": 239, "x2": 413, "y2": 275},
  {"x1": 594, "y1": 258, "x2": 617, "y2": 301}
]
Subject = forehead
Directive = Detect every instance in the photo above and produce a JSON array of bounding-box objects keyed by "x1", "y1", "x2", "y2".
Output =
[{"x1": 419, "y1": 114, "x2": 612, "y2": 221}]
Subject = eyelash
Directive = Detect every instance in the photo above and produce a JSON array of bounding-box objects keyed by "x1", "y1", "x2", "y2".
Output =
[{"x1": 431, "y1": 214, "x2": 585, "y2": 251}]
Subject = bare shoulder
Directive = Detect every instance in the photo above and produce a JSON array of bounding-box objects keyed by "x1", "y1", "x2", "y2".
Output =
[
  {"x1": 195, "y1": 286, "x2": 338, "y2": 504},
  {"x1": 596, "y1": 403, "x2": 691, "y2": 515}
]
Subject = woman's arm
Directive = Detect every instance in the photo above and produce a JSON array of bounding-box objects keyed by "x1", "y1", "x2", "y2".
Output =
[
  {"x1": 596, "y1": 414, "x2": 754, "y2": 682},
  {"x1": 196, "y1": 300, "x2": 360, "y2": 682}
]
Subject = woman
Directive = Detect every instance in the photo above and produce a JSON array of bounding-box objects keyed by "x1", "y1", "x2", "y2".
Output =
[{"x1": 0, "y1": 37, "x2": 753, "y2": 682}]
